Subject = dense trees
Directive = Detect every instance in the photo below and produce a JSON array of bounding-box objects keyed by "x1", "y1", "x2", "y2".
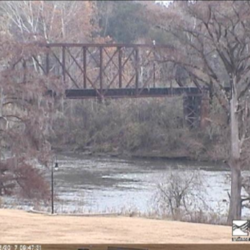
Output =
[
  {"x1": 98, "y1": 1, "x2": 148, "y2": 43},
  {"x1": 97, "y1": 1, "x2": 169, "y2": 44},
  {"x1": 51, "y1": 97, "x2": 227, "y2": 163}
]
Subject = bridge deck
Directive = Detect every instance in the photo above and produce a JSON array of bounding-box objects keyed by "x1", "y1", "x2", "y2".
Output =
[{"x1": 65, "y1": 87, "x2": 203, "y2": 99}]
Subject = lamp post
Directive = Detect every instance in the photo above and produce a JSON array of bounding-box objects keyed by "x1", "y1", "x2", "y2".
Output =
[{"x1": 51, "y1": 161, "x2": 59, "y2": 214}]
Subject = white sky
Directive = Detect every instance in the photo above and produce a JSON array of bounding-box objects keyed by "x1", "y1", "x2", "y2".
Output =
[
  {"x1": 155, "y1": 1, "x2": 196, "y2": 7},
  {"x1": 155, "y1": 1, "x2": 174, "y2": 7}
]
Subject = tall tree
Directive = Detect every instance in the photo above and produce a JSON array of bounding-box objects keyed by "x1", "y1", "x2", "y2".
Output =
[
  {"x1": 150, "y1": 1, "x2": 250, "y2": 223},
  {"x1": 0, "y1": 30, "x2": 62, "y2": 199}
]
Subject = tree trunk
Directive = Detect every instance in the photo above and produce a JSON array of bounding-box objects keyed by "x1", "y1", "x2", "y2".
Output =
[
  {"x1": 228, "y1": 164, "x2": 242, "y2": 223},
  {"x1": 227, "y1": 79, "x2": 242, "y2": 224}
]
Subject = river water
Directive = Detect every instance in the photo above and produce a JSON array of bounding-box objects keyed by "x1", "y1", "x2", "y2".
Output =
[{"x1": 3, "y1": 153, "x2": 250, "y2": 218}]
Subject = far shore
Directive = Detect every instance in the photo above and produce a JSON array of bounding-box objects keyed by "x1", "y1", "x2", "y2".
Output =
[{"x1": 53, "y1": 147, "x2": 228, "y2": 167}]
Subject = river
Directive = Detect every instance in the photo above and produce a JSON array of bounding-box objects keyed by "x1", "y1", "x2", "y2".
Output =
[{"x1": 3, "y1": 153, "x2": 250, "y2": 218}]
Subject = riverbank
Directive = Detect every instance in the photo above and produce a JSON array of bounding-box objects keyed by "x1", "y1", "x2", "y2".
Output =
[
  {"x1": 53, "y1": 146, "x2": 227, "y2": 166},
  {"x1": 0, "y1": 209, "x2": 231, "y2": 243}
]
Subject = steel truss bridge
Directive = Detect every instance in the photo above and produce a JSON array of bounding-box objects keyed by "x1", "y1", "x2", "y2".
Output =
[{"x1": 13, "y1": 43, "x2": 210, "y2": 128}]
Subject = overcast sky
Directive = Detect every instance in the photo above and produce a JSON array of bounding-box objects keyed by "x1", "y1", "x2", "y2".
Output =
[{"x1": 155, "y1": 1, "x2": 174, "y2": 7}]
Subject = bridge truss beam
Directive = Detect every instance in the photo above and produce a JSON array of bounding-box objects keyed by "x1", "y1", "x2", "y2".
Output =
[{"x1": 13, "y1": 43, "x2": 210, "y2": 128}]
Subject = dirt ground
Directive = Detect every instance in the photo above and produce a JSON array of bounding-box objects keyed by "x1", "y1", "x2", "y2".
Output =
[{"x1": 0, "y1": 209, "x2": 235, "y2": 244}]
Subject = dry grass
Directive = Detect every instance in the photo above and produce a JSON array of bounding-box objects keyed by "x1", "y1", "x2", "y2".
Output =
[{"x1": 0, "y1": 209, "x2": 233, "y2": 244}]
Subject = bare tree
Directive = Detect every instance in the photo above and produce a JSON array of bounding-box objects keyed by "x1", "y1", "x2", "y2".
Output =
[
  {"x1": 0, "y1": 1, "x2": 97, "y2": 43},
  {"x1": 149, "y1": 1, "x2": 250, "y2": 223},
  {"x1": 154, "y1": 170, "x2": 206, "y2": 220}
]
